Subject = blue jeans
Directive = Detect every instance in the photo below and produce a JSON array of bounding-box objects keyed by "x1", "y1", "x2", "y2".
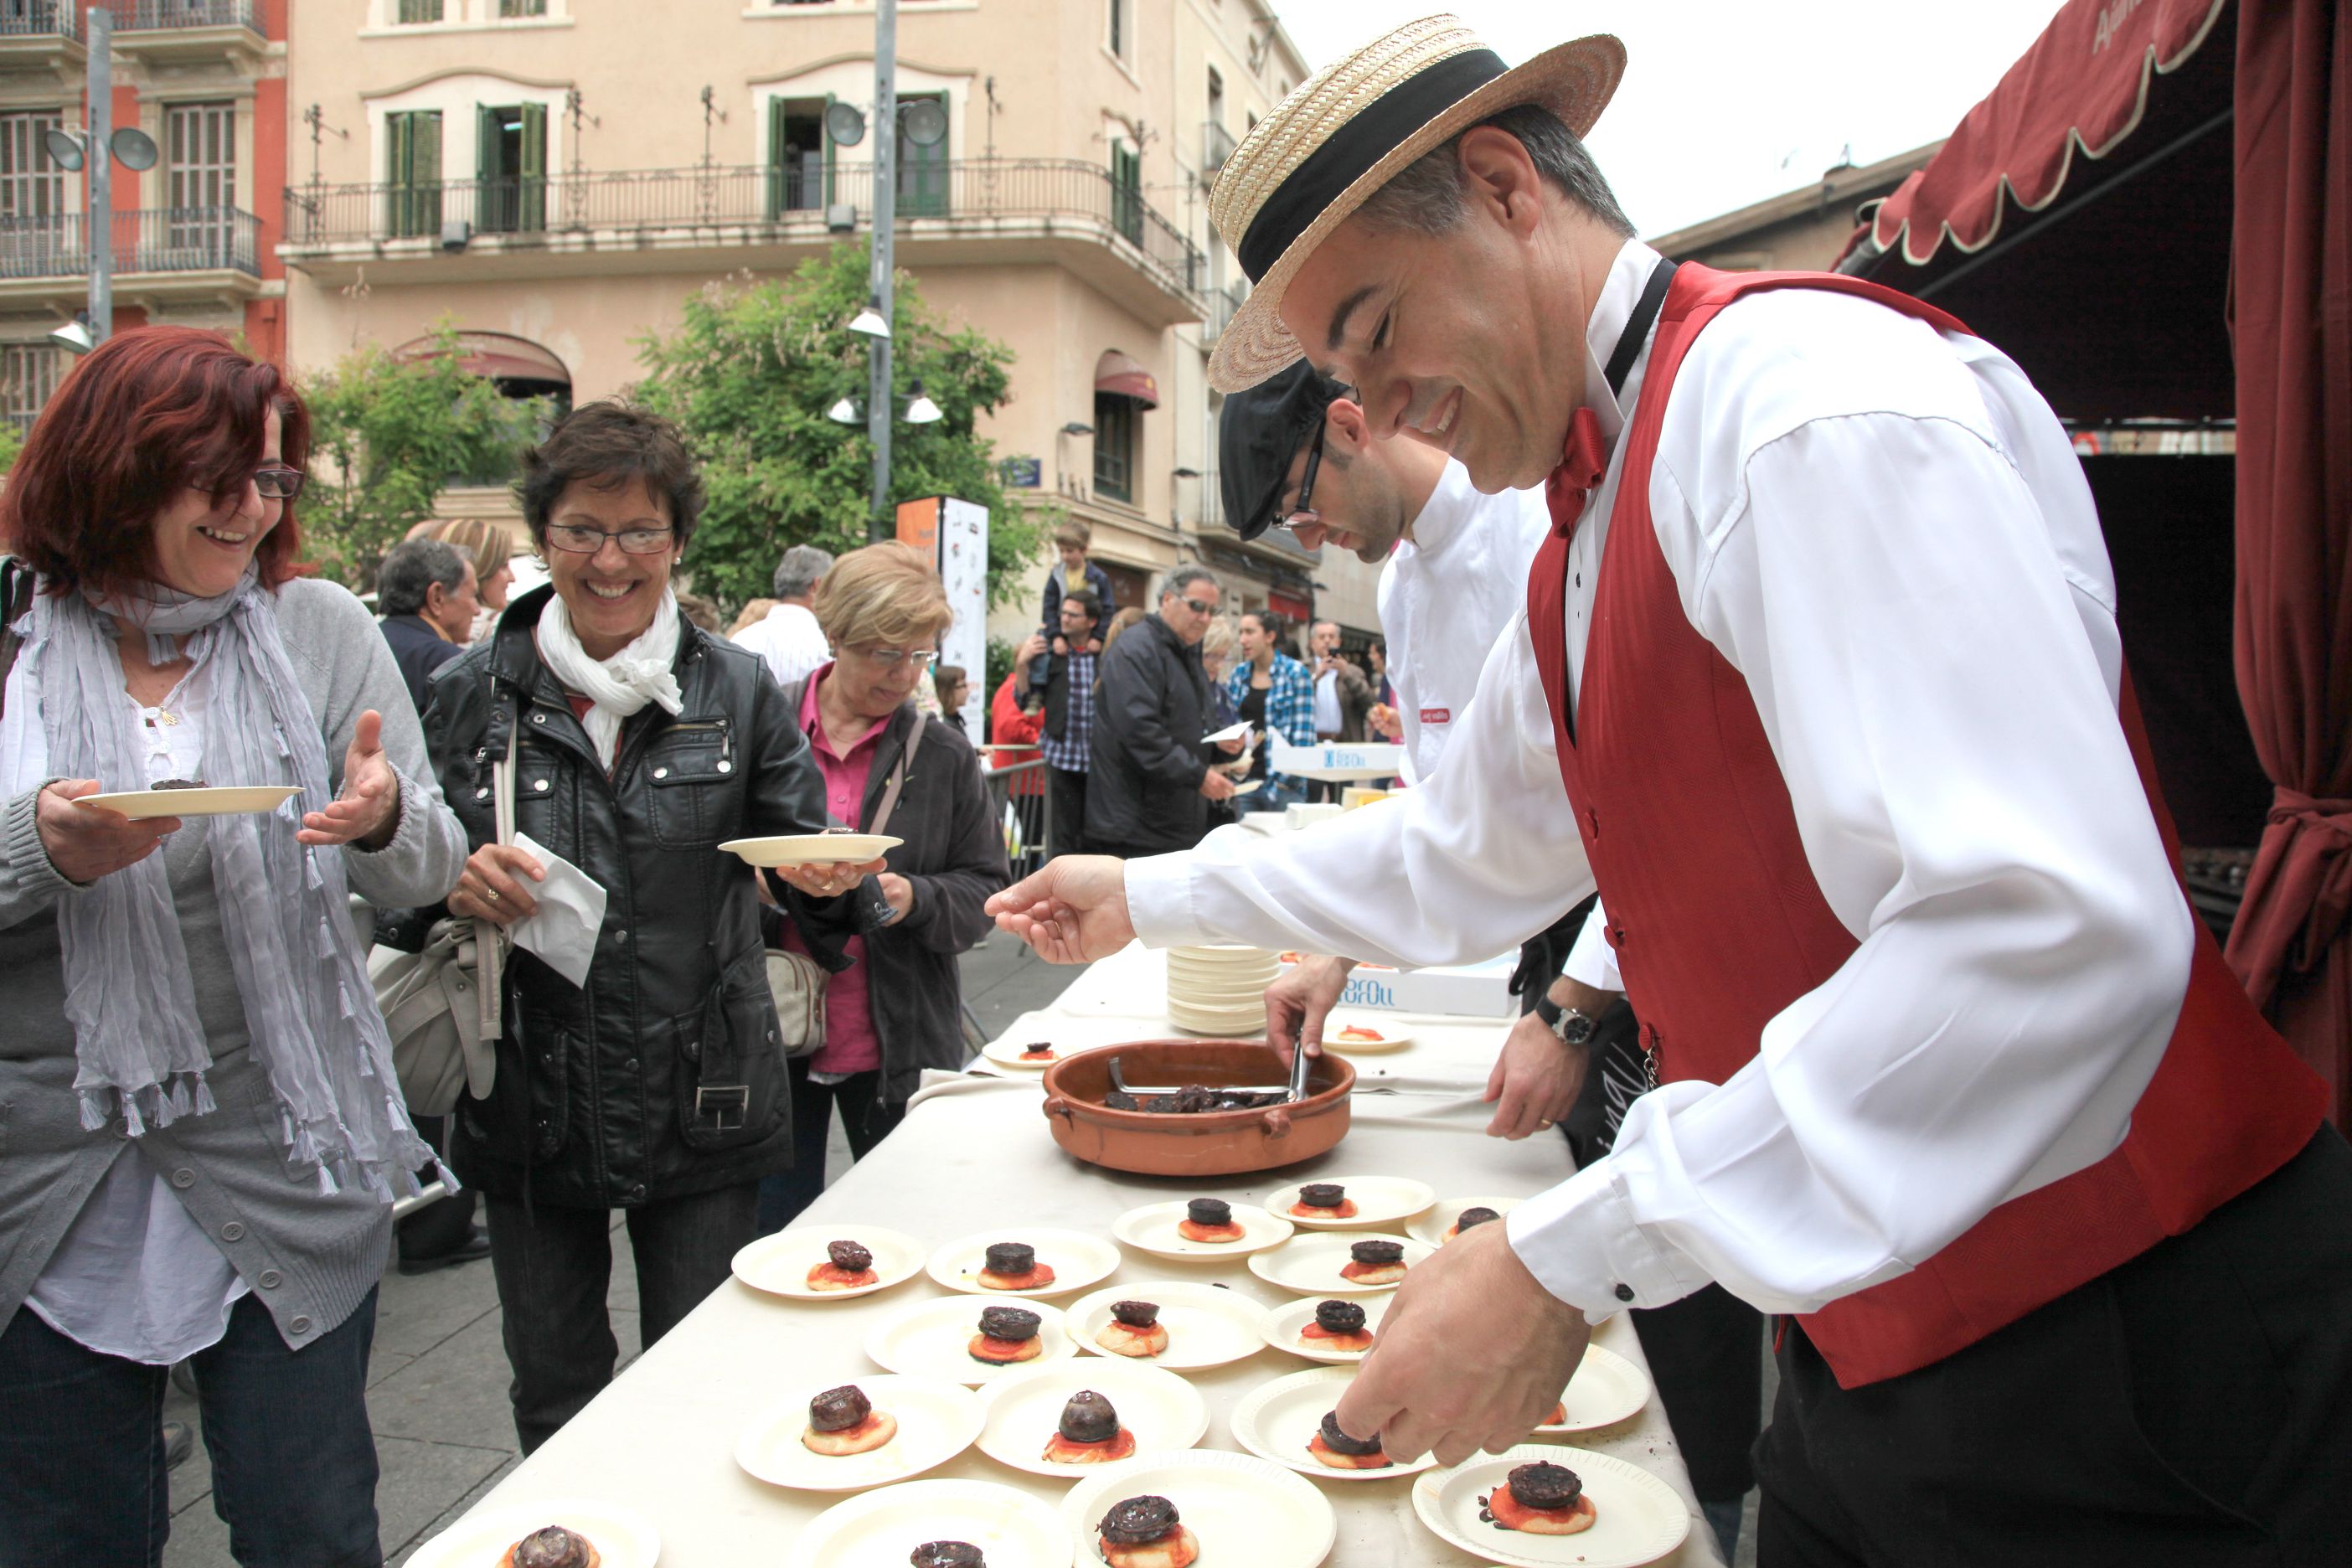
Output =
[
  {"x1": 484, "y1": 1183, "x2": 759, "y2": 1454},
  {"x1": 1235, "y1": 777, "x2": 1306, "y2": 816},
  {"x1": 0, "y1": 1288, "x2": 382, "y2": 1568}
]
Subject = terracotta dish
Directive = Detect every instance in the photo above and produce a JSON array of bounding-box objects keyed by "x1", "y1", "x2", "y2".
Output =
[{"x1": 1042, "y1": 1042, "x2": 1354, "y2": 1176}]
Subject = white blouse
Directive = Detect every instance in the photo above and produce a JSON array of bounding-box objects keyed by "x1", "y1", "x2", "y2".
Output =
[{"x1": 1127, "y1": 240, "x2": 2192, "y2": 1323}]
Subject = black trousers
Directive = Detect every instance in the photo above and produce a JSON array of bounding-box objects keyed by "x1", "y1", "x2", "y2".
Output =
[
  {"x1": 483, "y1": 1183, "x2": 760, "y2": 1454},
  {"x1": 754, "y1": 1058, "x2": 906, "y2": 1234},
  {"x1": 1757, "y1": 1127, "x2": 2352, "y2": 1567},
  {"x1": 1046, "y1": 766, "x2": 1089, "y2": 858},
  {"x1": 394, "y1": 1113, "x2": 479, "y2": 1261}
]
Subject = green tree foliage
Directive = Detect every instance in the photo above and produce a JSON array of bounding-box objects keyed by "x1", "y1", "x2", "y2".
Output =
[
  {"x1": 299, "y1": 321, "x2": 544, "y2": 588},
  {"x1": 633, "y1": 241, "x2": 1049, "y2": 611},
  {"x1": 0, "y1": 420, "x2": 23, "y2": 479}
]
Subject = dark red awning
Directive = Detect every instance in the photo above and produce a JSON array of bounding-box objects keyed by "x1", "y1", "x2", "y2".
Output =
[
  {"x1": 393, "y1": 331, "x2": 571, "y2": 386},
  {"x1": 1847, "y1": 0, "x2": 2231, "y2": 268},
  {"x1": 1094, "y1": 349, "x2": 1159, "y2": 409}
]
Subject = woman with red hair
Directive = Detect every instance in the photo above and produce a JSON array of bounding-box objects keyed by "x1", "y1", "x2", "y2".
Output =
[{"x1": 0, "y1": 327, "x2": 467, "y2": 1566}]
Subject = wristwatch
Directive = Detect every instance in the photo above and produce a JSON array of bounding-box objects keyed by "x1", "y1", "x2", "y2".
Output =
[{"x1": 1533, "y1": 993, "x2": 1597, "y2": 1047}]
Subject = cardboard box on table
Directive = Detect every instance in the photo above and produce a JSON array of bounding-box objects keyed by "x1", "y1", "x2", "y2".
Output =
[{"x1": 1276, "y1": 950, "x2": 1520, "y2": 1019}]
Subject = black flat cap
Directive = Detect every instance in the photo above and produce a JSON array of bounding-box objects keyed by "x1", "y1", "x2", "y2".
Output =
[{"x1": 1218, "y1": 359, "x2": 1347, "y2": 541}]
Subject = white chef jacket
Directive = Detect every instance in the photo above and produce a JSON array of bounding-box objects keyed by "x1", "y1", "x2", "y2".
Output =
[
  {"x1": 1377, "y1": 462, "x2": 1551, "y2": 784},
  {"x1": 1127, "y1": 240, "x2": 2193, "y2": 1321},
  {"x1": 732, "y1": 601, "x2": 832, "y2": 689}
]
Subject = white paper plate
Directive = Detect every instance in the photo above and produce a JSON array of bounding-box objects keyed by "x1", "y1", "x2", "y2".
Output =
[
  {"x1": 1066, "y1": 1280, "x2": 1270, "y2": 1371},
  {"x1": 1230, "y1": 1364, "x2": 1440, "y2": 1482},
  {"x1": 77, "y1": 785, "x2": 301, "y2": 820},
  {"x1": 980, "y1": 1034, "x2": 1070, "y2": 1070},
  {"x1": 730, "y1": 1225, "x2": 926, "y2": 1302},
  {"x1": 928, "y1": 1227, "x2": 1122, "y2": 1298},
  {"x1": 1260, "y1": 1292, "x2": 1392, "y2": 1364},
  {"x1": 974, "y1": 1359, "x2": 1210, "y2": 1478},
  {"x1": 1168, "y1": 1005, "x2": 1271, "y2": 1038},
  {"x1": 1263, "y1": 1174, "x2": 1437, "y2": 1230},
  {"x1": 1059, "y1": 1448, "x2": 1336, "y2": 1568},
  {"x1": 1112, "y1": 1199, "x2": 1294, "y2": 1261},
  {"x1": 1408, "y1": 1195, "x2": 1526, "y2": 1249},
  {"x1": 406, "y1": 1498, "x2": 658, "y2": 1568},
  {"x1": 1534, "y1": 1344, "x2": 1653, "y2": 1433},
  {"x1": 863, "y1": 1293, "x2": 1079, "y2": 1385},
  {"x1": 718, "y1": 833, "x2": 902, "y2": 868},
  {"x1": 1230, "y1": 779, "x2": 1264, "y2": 796},
  {"x1": 1317, "y1": 1015, "x2": 1414, "y2": 1054},
  {"x1": 1247, "y1": 1231, "x2": 1433, "y2": 1296},
  {"x1": 735, "y1": 1374, "x2": 983, "y2": 1492},
  {"x1": 1412, "y1": 1443, "x2": 1690, "y2": 1568},
  {"x1": 782, "y1": 1478, "x2": 1071, "y2": 1568}
]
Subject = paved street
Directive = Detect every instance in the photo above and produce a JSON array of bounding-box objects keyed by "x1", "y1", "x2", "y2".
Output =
[{"x1": 157, "y1": 935, "x2": 1763, "y2": 1567}]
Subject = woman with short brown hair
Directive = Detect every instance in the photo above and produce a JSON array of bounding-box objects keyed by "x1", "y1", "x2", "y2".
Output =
[{"x1": 756, "y1": 543, "x2": 1009, "y2": 1232}]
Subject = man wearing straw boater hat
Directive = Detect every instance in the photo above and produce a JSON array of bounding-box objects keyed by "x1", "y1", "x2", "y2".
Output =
[{"x1": 990, "y1": 15, "x2": 2352, "y2": 1562}]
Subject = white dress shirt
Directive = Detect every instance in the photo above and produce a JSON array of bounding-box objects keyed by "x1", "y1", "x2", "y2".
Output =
[
  {"x1": 1127, "y1": 240, "x2": 2193, "y2": 1322},
  {"x1": 1377, "y1": 462, "x2": 1551, "y2": 784},
  {"x1": 733, "y1": 601, "x2": 832, "y2": 689},
  {"x1": 1561, "y1": 900, "x2": 1621, "y2": 993}
]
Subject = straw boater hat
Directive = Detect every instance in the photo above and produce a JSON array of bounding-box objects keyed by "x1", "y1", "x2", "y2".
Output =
[{"x1": 1207, "y1": 15, "x2": 1625, "y2": 394}]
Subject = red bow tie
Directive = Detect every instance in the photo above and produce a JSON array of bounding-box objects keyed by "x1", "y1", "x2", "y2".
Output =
[{"x1": 1545, "y1": 406, "x2": 1607, "y2": 539}]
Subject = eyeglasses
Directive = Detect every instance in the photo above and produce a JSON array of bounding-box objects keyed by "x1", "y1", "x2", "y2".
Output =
[
  {"x1": 854, "y1": 646, "x2": 940, "y2": 672},
  {"x1": 1179, "y1": 597, "x2": 1217, "y2": 616},
  {"x1": 544, "y1": 524, "x2": 676, "y2": 555},
  {"x1": 1278, "y1": 421, "x2": 1328, "y2": 534},
  {"x1": 254, "y1": 465, "x2": 306, "y2": 500}
]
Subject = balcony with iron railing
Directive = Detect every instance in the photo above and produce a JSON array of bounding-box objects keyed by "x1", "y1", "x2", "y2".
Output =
[
  {"x1": 1202, "y1": 121, "x2": 1238, "y2": 177},
  {"x1": 107, "y1": 0, "x2": 266, "y2": 65},
  {"x1": 0, "y1": 206, "x2": 262, "y2": 297},
  {"x1": 1203, "y1": 281, "x2": 1246, "y2": 343},
  {"x1": 281, "y1": 157, "x2": 1210, "y2": 325}
]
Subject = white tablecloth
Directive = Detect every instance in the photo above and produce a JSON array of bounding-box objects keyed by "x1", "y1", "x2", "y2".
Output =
[{"x1": 436, "y1": 948, "x2": 1726, "y2": 1568}]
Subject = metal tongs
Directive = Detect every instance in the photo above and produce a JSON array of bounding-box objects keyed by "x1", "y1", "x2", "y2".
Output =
[
  {"x1": 1106, "y1": 1055, "x2": 1291, "y2": 1098},
  {"x1": 1285, "y1": 1032, "x2": 1315, "y2": 1103}
]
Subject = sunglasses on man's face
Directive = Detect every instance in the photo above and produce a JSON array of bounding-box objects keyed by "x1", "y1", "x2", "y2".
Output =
[{"x1": 1180, "y1": 596, "x2": 1217, "y2": 616}]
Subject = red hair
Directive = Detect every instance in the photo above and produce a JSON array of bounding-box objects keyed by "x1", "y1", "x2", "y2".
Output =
[{"x1": 0, "y1": 326, "x2": 312, "y2": 598}]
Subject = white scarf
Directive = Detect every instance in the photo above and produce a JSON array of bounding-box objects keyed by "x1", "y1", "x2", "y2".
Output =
[{"x1": 536, "y1": 589, "x2": 685, "y2": 766}]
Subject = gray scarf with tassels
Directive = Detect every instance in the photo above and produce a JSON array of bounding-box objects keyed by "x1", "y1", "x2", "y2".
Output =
[{"x1": 28, "y1": 568, "x2": 437, "y2": 1199}]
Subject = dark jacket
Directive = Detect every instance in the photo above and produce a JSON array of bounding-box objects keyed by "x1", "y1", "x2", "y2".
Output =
[
  {"x1": 1318, "y1": 658, "x2": 1375, "y2": 743},
  {"x1": 381, "y1": 613, "x2": 465, "y2": 715},
  {"x1": 1086, "y1": 611, "x2": 1215, "y2": 854},
  {"x1": 421, "y1": 585, "x2": 833, "y2": 1210},
  {"x1": 780, "y1": 678, "x2": 1011, "y2": 1105}
]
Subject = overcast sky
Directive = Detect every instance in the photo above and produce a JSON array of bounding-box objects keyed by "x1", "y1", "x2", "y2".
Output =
[{"x1": 1271, "y1": 1, "x2": 2072, "y2": 240}]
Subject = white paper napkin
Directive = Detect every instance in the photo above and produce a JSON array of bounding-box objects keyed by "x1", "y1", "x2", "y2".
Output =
[{"x1": 507, "y1": 831, "x2": 608, "y2": 989}]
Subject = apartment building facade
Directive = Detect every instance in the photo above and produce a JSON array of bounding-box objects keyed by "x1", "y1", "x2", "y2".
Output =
[
  {"x1": 275, "y1": 0, "x2": 1380, "y2": 637},
  {"x1": 0, "y1": 0, "x2": 288, "y2": 431}
]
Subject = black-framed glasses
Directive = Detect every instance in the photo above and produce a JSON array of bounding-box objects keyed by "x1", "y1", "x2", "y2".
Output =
[
  {"x1": 544, "y1": 524, "x2": 676, "y2": 556},
  {"x1": 1180, "y1": 596, "x2": 1218, "y2": 616},
  {"x1": 1279, "y1": 420, "x2": 1328, "y2": 534},
  {"x1": 254, "y1": 465, "x2": 306, "y2": 500}
]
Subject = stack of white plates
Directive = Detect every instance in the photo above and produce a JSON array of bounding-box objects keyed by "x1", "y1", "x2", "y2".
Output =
[{"x1": 1165, "y1": 943, "x2": 1278, "y2": 1036}]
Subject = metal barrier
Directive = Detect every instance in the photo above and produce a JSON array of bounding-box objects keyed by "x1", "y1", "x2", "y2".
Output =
[{"x1": 982, "y1": 755, "x2": 1053, "y2": 880}]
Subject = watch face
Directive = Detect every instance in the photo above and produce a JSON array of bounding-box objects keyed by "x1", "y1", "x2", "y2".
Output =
[{"x1": 1558, "y1": 1011, "x2": 1597, "y2": 1046}]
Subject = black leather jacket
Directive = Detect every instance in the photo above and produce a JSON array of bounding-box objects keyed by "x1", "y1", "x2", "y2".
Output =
[{"x1": 421, "y1": 586, "x2": 833, "y2": 1210}]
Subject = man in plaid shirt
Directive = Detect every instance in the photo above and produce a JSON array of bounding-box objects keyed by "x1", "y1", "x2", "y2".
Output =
[{"x1": 1018, "y1": 586, "x2": 1103, "y2": 855}]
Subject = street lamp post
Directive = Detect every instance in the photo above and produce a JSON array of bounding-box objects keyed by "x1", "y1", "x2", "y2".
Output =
[
  {"x1": 86, "y1": 5, "x2": 112, "y2": 340},
  {"x1": 865, "y1": 0, "x2": 898, "y2": 543}
]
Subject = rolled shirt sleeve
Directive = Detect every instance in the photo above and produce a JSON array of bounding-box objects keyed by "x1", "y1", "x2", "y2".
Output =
[{"x1": 1560, "y1": 900, "x2": 1621, "y2": 993}]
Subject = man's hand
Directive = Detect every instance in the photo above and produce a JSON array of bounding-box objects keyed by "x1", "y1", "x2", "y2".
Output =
[
  {"x1": 1199, "y1": 770, "x2": 1237, "y2": 802},
  {"x1": 37, "y1": 781, "x2": 178, "y2": 885},
  {"x1": 986, "y1": 855, "x2": 1135, "y2": 963},
  {"x1": 1367, "y1": 702, "x2": 1401, "y2": 740},
  {"x1": 1335, "y1": 1221, "x2": 1592, "y2": 1466},
  {"x1": 1215, "y1": 735, "x2": 1248, "y2": 757},
  {"x1": 1051, "y1": 635, "x2": 1070, "y2": 657},
  {"x1": 449, "y1": 843, "x2": 546, "y2": 928},
  {"x1": 1266, "y1": 954, "x2": 1353, "y2": 1067},
  {"x1": 299, "y1": 709, "x2": 401, "y2": 851},
  {"x1": 1485, "y1": 1011, "x2": 1590, "y2": 1139}
]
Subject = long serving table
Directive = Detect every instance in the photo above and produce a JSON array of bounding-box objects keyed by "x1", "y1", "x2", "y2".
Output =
[{"x1": 432, "y1": 941, "x2": 1727, "y2": 1568}]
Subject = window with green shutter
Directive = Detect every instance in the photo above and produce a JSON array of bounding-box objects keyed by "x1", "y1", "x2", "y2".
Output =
[
  {"x1": 396, "y1": 0, "x2": 444, "y2": 23},
  {"x1": 1110, "y1": 142, "x2": 1142, "y2": 246},
  {"x1": 477, "y1": 102, "x2": 546, "y2": 234},
  {"x1": 385, "y1": 110, "x2": 442, "y2": 239},
  {"x1": 896, "y1": 93, "x2": 949, "y2": 219},
  {"x1": 767, "y1": 97, "x2": 828, "y2": 218}
]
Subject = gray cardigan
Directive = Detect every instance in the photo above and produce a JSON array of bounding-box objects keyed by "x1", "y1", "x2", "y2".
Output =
[{"x1": 0, "y1": 577, "x2": 468, "y2": 1349}]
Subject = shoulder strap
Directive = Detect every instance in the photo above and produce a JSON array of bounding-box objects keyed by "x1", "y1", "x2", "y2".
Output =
[
  {"x1": 0, "y1": 557, "x2": 29, "y2": 724},
  {"x1": 868, "y1": 709, "x2": 925, "y2": 838}
]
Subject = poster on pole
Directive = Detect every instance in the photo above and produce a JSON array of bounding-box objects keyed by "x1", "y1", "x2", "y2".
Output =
[{"x1": 895, "y1": 495, "x2": 988, "y2": 741}]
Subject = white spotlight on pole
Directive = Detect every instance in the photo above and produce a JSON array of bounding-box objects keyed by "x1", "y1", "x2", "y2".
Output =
[
  {"x1": 827, "y1": 397, "x2": 864, "y2": 425},
  {"x1": 49, "y1": 312, "x2": 95, "y2": 355},
  {"x1": 905, "y1": 383, "x2": 942, "y2": 424},
  {"x1": 846, "y1": 301, "x2": 890, "y2": 339}
]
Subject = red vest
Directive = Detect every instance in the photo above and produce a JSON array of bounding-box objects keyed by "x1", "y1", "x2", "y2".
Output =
[{"x1": 1529, "y1": 264, "x2": 2325, "y2": 1389}]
